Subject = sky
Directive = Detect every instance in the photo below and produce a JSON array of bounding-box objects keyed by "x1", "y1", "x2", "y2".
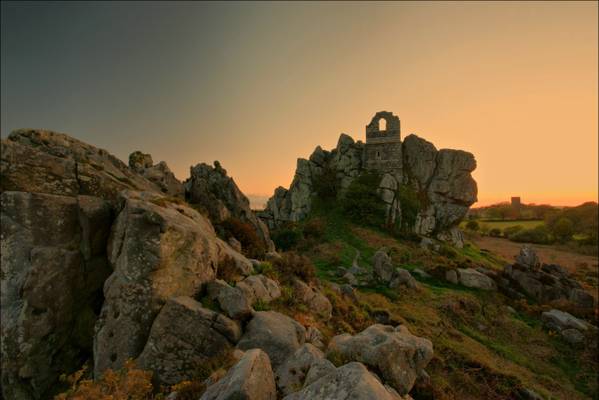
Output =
[{"x1": 2, "y1": 1, "x2": 597, "y2": 208}]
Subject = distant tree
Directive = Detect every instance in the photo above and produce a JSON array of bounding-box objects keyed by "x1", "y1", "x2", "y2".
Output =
[
  {"x1": 489, "y1": 228, "x2": 502, "y2": 237},
  {"x1": 466, "y1": 220, "x2": 480, "y2": 231},
  {"x1": 552, "y1": 217, "x2": 574, "y2": 243}
]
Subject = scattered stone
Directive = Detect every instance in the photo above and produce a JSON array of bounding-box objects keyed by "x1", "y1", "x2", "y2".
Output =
[
  {"x1": 373, "y1": 248, "x2": 394, "y2": 282},
  {"x1": 412, "y1": 268, "x2": 431, "y2": 279},
  {"x1": 445, "y1": 269, "x2": 459, "y2": 284},
  {"x1": 237, "y1": 274, "x2": 282, "y2": 305},
  {"x1": 389, "y1": 268, "x2": 418, "y2": 289},
  {"x1": 327, "y1": 324, "x2": 433, "y2": 394},
  {"x1": 200, "y1": 349, "x2": 276, "y2": 400},
  {"x1": 292, "y1": 279, "x2": 333, "y2": 320},
  {"x1": 283, "y1": 362, "x2": 405, "y2": 400},
  {"x1": 515, "y1": 245, "x2": 540, "y2": 269},
  {"x1": 302, "y1": 359, "x2": 337, "y2": 388},
  {"x1": 541, "y1": 309, "x2": 588, "y2": 332},
  {"x1": 456, "y1": 268, "x2": 497, "y2": 290},
  {"x1": 207, "y1": 280, "x2": 253, "y2": 320},
  {"x1": 561, "y1": 328, "x2": 585, "y2": 345},
  {"x1": 237, "y1": 311, "x2": 306, "y2": 368},
  {"x1": 137, "y1": 297, "x2": 241, "y2": 386},
  {"x1": 276, "y1": 344, "x2": 325, "y2": 396},
  {"x1": 343, "y1": 272, "x2": 359, "y2": 286}
]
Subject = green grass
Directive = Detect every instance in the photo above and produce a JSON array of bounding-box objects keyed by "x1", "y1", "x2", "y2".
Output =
[{"x1": 461, "y1": 219, "x2": 545, "y2": 231}]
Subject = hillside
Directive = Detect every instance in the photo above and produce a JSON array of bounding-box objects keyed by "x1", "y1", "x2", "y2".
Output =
[{"x1": 1, "y1": 128, "x2": 597, "y2": 400}]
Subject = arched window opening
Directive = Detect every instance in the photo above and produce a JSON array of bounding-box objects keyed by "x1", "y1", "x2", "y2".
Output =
[{"x1": 378, "y1": 118, "x2": 387, "y2": 131}]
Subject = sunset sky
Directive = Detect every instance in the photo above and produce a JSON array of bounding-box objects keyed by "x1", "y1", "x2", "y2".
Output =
[{"x1": 2, "y1": 1, "x2": 597, "y2": 207}]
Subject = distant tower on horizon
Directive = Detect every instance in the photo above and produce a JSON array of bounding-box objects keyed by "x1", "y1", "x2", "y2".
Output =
[
  {"x1": 511, "y1": 196, "x2": 522, "y2": 218},
  {"x1": 363, "y1": 111, "x2": 403, "y2": 174}
]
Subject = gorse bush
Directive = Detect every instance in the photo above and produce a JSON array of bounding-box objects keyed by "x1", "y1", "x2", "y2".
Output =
[
  {"x1": 503, "y1": 225, "x2": 524, "y2": 238},
  {"x1": 272, "y1": 251, "x2": 316, "y2": 284},
  {"x1": 220, "y1": 218, "x2": 265, "y2": 259},
  {"x1": 272, "y1": 224, "x2": 302, "y2": 251},
  {"x1": 341, "y1": 171, "x2": 385, "y2": 227},
  {"x1": 510, "y1": 225, "x2": 553, "y2": 244},
  {"x1": 55, "y1": 360, "x2": 154, "y2": 400}
]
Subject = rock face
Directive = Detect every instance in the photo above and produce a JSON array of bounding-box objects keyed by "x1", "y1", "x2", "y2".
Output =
[
  {"x1": 94, "y1": 190, "x2": 252, "y2": 376},
  {"x1": 258, "y1": 113, "x2": 477, "y2": 247},
  {"x1": 500, "y1": 246, "x2": 595, "y2": 308},
  {"x1": 327, "y1": 324, "x2": 433, "y2": 395},
  {"x1": 136, "y1": 297, "x2": 241, "y2": 386},
  {"x1": 292, "y1": 279, "x2": 333, "y2": 320},
  {"x1": 200, "y1": 349, "x2": 277, "y2": 400},
  {"x1": 275, "y1": 343, "x2": 325, "y2": 396},
  {"x1": 185, "y1": 161, "x2": 275, "y2": 253},
  {"x1": 1, "y1": 192, "x2": 113, "y2": 399},
  {"x1": 129, "y1": 151, "x2": 184, "y2": 198},
  {"x1": 283, "y1": 362, "x2": 405, "y2": 400},
  {"x1": 1, "y1": 129, "x2": 158, "y2": 201},
  {"x1": 237, "y1": 311, "x2": 306, "y2": 368}
]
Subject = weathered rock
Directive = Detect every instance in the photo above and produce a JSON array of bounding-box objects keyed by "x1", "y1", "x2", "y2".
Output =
[
  {"x1": 412, "y1": 268, "x2": 431, "y2": 279},
  {"x1": 1, "y1": 191, "x2": 113, "y2": 400},
  {"x1": 515, "y1": 245, "x2": 540, "y2": 269},
  {"x1": 236, "y1": 274, "x2": 282, "y2": 305},
  {"x1": 276, "y1": 343, "x2": 325, "y2": 396},
  {"x1": 200, "y1": 349, "x2": 276, "y2": 400},
  {"x1": 283, "y1": 362, "x2": 405, "y2": 400},
  {"x1": 561, "y1": 328, "x2": 585, "y2": 345},
  {"x1": 128, "y1": 151, "x2": 184, "y2": 198},
  {"x1": 185, "y1": 161, "x2": 275, "y2": 252},
  {"x1": 1, "y1": 129, "x2": 159, "y2": 201},
  {"x1": 569, "y1": 288, "x2": 595, "y2": 308},
  {"x1": 305, "y1": 326, "x2": 326, "y2": 350},
  {"x1": 237, "y1": 311, "x2": 306, "y2": 368},
  {"x1": 136, "y1": 297, "x2": 241, "y2": 386},
  {"x1": 292, "y1": 279, "x2": 333, "y2": 320},
  {"x1": 327, "y1": 324, "x2": 433, "y2": 394},
  {"x1": 456, "y1": 268, "x2": 497, "y2": 290},
  {"x1": 258, "y1": 115, "x2": 477, "y2": 246},
  {"x1": 445, "y1": 269, "x2": 459, "y2": 284},
  {"x1": 541, "y1": 309, "x2": 588, "y2": 332},
  {"x1": 302, "y1": 359, "x2": 337, "y2": 388},
  {"x1": 207, "y1": 280, "x2": 253, "y2": 320},
  {"x1": 228, "y1": 236, "x2": 242, "y2": 253},
  {"x1": 372, "y1": 248, "x2": 394, "y2": 282},
  {"x1": 94, "y1": 190, "x2": 251, "y2": 376},
  {"x1": 129, "y1": 151, "x2": 154, "y2": 172},
  {"x1": 389, "y1": 268, "x2": 418, "y2": 289},
  {"x1": 343, "y1": 272, "x2": 359, "y2": 286}
]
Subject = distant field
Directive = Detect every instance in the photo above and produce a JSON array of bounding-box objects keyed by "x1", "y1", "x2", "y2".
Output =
[{"x1": 461, "y1": 219, "x2": 544, "y2": 230}]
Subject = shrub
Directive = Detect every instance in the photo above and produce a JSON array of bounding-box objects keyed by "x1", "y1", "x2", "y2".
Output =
[
  {"x1": 272, "y1": 226, "x2": 302, "y2": 251},
  {"x1": 220, "y1": 218, "x2": 266, "y2": 259},
  {"x1": 397, "y1": 184, "x2": 421, "y2": 232},
  {"x1": 341, "y1": 171, "x2": 386, "y2": 227},
  {"x1": 489, "y1": 228, "x2": 502, "y2": 237},
  {"x1": 510, "y1": 225, "x2": 553, "y2": 244},
  {"x1": 303, "y1": 217, "x2": 326, "y2": 239},
  {"x1": 503, "y1": 225, "x2": 524, "y2": 238},
  {"x1": 551, "y1": 217, "x2": 574, "y2": 243},
  {"x1": 216, "y1": 256, "x2": 241, "y2": 284},
  {"x1": 55, "y1": 360, "x2": 153, "y2": 400},
  {"x1": 313, "y1": 164, "x2": 338, "y2": 200},
  {"x1": 272, "y1": 251, "x2": 316, "y2": 284},
  {"x1": 466, "y1": 220, "x2": 480, "y2": 231}
]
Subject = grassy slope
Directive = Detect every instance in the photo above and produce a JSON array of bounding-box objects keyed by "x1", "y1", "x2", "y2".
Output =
[
  {"x1": 459, "y1": 219, "x2": 545, "y2": 230},
  {"x1": 292, "y1": 207, "x2": 597, "y2": 400}
]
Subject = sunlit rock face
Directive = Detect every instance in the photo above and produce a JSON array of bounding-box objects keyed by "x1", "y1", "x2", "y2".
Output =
[{"x1": 258, "y1": 112, "x2": 477, "y2": 247}]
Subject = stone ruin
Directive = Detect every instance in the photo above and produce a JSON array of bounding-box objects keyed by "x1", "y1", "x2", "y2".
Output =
[{"x1": 257, "y1": 111, "x2": 478, "y2": 247}]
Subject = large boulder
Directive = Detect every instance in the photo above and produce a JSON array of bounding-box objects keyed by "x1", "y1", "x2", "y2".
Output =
[
  {"x1": 327, "y1": 324, "x2": 433, "y2": 395},
  {"x1": 236, "y1": 274, "x2": 282, "y2": 305},
  {"x1": 237, "y1": 311, "x2": 306, "y2": 368},
  {"x1": 185, "y1": 161, "x2": 275, "y2": 253},
  {"x1": 283, "y1": 362, "x2": 406, "y2": 400},
  {"x1": 515, "y1": 245, "x2": 540, "y2": 269},
  {"x1": 1, "y1": 191, "x2": 113, "y2": 400},
  {"x1": 94, "y1": 190, "x2": 252, "y2": 376},
  {"x1": 129, "y1": 151, "x2": 184, "y2": 198},
  {"x1": 200, "y1": 348, "x2": 276, "y2": 400},
  {"x1": 136, "y1": 296, "x2": 241, "y2": 386},
  {"x1": 206, "y1": 280, "x2": 253, "y2": 320},
  {"x1": 372, "y1": 248, "x2": 394, "y2": 282},
  {"x1": 541, "y1": 309, "x2": 589, "y2": 332}
]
